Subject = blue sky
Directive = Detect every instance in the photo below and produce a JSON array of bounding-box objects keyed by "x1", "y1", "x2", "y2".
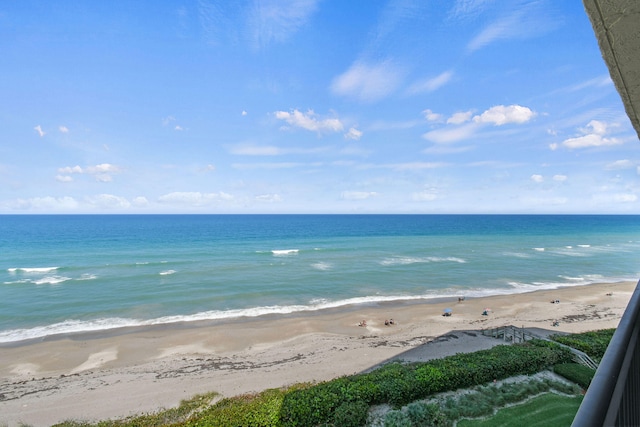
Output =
[{"x1": 1, "y1": 0, "x2": 638, "y2": 214}]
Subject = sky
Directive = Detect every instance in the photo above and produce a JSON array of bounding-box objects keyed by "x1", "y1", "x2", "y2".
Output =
[{"x1": 1, "y1": 0, "x2": 639, "y2": 214}]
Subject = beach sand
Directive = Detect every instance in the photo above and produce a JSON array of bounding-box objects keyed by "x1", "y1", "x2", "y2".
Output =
[{"x1": 0, "y1": 281, "x2": 635, "y2": 426}]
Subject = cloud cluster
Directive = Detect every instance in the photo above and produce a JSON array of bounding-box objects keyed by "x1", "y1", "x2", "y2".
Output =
[
  {"x1": 552, "y1": 120, "x2": 623, "y2": 150},
  {"x1": 57, "y1": 163, "x2": 121, "y2": 183},
  {"x1": 274, "y1": 109, "x2": 362, "y2": 140},
  {"x1": 423, "y1": 105, "x2": 536, "y2": 143}
]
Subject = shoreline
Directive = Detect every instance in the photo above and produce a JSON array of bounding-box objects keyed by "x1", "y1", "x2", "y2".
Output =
[
  {"x1": 0, "y1": 280, "x2": 636, "y2": 426},
  {"x1": 1, "y1": 280, "x2": 631, "y2": 347}
]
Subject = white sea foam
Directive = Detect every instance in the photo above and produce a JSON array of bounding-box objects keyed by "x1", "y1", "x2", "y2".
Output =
[
  {"x1": 159, "y1": 270, "x2": 176, "y2": 276},
  {"x1": 32, "y1": 276, "x2": 71, "y2": 285},
  {"x1": 578, "y1": 244, "x2": 591, "y2": 248},
  {"x1": 272, "y1": 249, "x2": 299, "y2": 256},
  {"x1": 8, "y1": 267, "x2": 59, "y2": 273},
  {"x1": 311, "y1": 262, "x2": 332, "y2": 271},
  {"x1": 380, "y1": 256, "x2": 466, "y2": 266},
  {"x1": 504, "y1": 252, "x2": 531, "y2": 258},
  {"x1": 0, "y1": 275, "x2": 633, "y2": 344},
  {"x1": 77, "y1": 274, "x2": 98, "y2": 280},
  {"x1": 533, "y1": 247, "x2": 545, "y2": 252}
]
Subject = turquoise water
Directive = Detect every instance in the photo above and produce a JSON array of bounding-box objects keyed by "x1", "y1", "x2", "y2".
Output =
[{"x1": 1, "y1": 214, "x2": 639, "y2": 343}]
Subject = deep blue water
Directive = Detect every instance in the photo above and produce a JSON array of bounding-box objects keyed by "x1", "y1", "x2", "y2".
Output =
[{"x1": 1, "y1": 214, "x2": 639, "y2": 343}]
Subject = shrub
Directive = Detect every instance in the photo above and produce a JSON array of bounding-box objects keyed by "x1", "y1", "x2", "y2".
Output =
[
  {"x1": 554, "y1": 363, "x2": 595, "y2": 389},
  {"x1": 551, "y1": 329, "x2": 615, "y2": 361},
  {"x1": 332, "y1": 400, "x2": 369, "y2": 427},
  {"x1": 383, "y1": 410, "x2": 412, "y2": 427},
  {"x1": 279, "y1": 342, "x2": 572, "y2": 426}
]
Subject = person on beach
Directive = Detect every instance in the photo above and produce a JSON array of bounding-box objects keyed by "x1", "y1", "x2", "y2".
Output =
[{"x1": 358, "y1": 320, "x2": 367, "y2": 327}]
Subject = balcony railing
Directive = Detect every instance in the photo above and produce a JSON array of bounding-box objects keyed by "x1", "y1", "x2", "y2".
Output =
[{"x1": 571, "y1": 279, "x2": 640, "y2": 426}]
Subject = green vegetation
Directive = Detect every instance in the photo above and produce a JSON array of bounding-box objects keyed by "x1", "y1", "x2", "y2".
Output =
[
  {"x1": 551, "y1": 328, "x2": 615, "y2": 361},
  {"x1": 278, "y1": 341, "x2": 571, "y2": 426},
  {"x1": 553, "y1": 363, "x2": 595, "y2": 389},
  {"x1": 456, "y1": 393, "x2": 583, "y2": 427}
]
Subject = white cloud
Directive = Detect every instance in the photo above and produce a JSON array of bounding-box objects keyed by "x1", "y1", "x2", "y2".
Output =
[
  {"x1": 8, "y1": 196, "x2": 79, "y2": 211},
  {"x1": 467, "y1": 14, "x2": 520, "y2": 52},
  {"x1": 58, "y1": 165, "x2": 84, "y2": 174},
  {"x1": 606, "y1": 160, "x2": 635, "y2": 170},
  {"x1": 449, "y1": 0, "x2": 494, "y2": 19},
  {"x1": 175, "y1": 125, "x2": 184, "y2": 131},
  {"x1": 423, "y1": 105, "x2": 534, "y2": 144},
  {"x1": 57, "y1": 163, "x2": 121, "y2": 182},
  {"x1": 331, "y1": 61, "x2": 403, "y2": 103},
  {"x1": 341, "y1": 191, "x2": 379, "y2": 200},
  {"x1": 466, "y1": 4, "x2": 559, "y2": 52},
  {"x1": 86, "y1": 163, "x2": 120, "y2": 174},
  {"x1": 59, "y1": 126, "x2": 69, "y2": 133},
  {"x1": 248, "y1": 0, "x2": 319, "y2": 48},
  {"x1": 56, "y1": 175, "x2": 73, "y2": 182},
  {"x1": 553, "y1": 174, "x2": 568, "y2": 182},
  {"x1": 158, "y1": 191, "x2": 233, "y2": 206},
  {"x1": 274, "y1": 109, "x2": 344, "y2": 133},
  {"x1": 132, "y1": 196, "x2": 149, "y2": 207},
  {"x1": 447, "y1": 111, "x2": 473, "y2": 125},
  {"x1": 242, "y1": 110, "x2": 248, "y2": 116},
  {"x1": 423, "y1": 109, "x2": 444, "y2": 122},
  {"x1": 561, "y1": 120, "x2": 622, "y2": 149},
  {"x1": 86, "y1": 194, "x2": 131, "y2": 209},
  {"x1": 34, "y1": 125, "x2": 45, "y2": 137},
  {"x1": 423, "y1": 123, "x2": 479, "y2": 144},
  {"x1": 473, "y1": 105, "x2": 536, "y2": 125},
  {"x1": 412, "y1": 191, "x2": 438, "y2": 201},
  {"x1": 344, "y1": 127, "x2": 363, "y2": 140},
  {"x1": 531, "y1": 174, "x2": 544, "y2": 183},
  {"x1": 407, "y1": 71, "x2": 453, "y2": 94}
]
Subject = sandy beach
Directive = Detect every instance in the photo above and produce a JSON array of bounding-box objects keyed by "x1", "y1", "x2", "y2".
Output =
[{"x1": 0, "y1": 281, "x2": 635, "y2": 426}]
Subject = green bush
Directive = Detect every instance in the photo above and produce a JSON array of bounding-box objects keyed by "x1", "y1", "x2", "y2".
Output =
[
  {"x1": 278, "y1": 342, "x2": 572, "y2": 426},
  {"x1": 383, "y1": 410, "x2": 412, "y2": 427},
  {"x1": 551, "y1": 329, "x2": 615, "y2": 361},
  {"x1": 553, "y1": 363, "x2": 595, "y2": 389},
  {"x1": 332, "y1": 400, "x2": 369, "y2": 427}
]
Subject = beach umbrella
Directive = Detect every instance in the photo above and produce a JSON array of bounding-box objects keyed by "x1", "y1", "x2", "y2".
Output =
[{"x1": 444, "y1": 308, "x2": 452, "y2": 313}]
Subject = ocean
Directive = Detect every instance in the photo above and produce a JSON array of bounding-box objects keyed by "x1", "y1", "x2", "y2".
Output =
[{"x1": 1, "y1": 214, "x2": 639, "y2": 343}]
